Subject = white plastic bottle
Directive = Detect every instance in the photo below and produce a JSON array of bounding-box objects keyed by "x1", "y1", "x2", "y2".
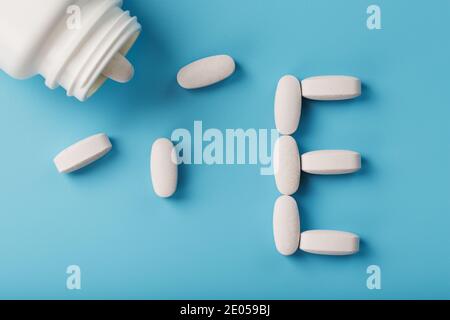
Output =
[{"x1": 0, "y1": 0, "x2": 141, "y2": 101}]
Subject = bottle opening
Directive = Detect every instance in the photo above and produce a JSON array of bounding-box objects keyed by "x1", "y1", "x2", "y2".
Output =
[
  {"x1": 40, "y1": 1, "x2": 141, "y2": 102},
  {"x1": 87, "y1": 30, "x2": 140, "y2": 99}
]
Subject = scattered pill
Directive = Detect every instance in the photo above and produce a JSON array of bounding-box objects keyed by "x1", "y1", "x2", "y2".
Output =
[
  {"x1": 102, "y1": 53, "x2": 135, "y2": 83},
  {"x1": 150, "y1": 138, "x2": 178, "y2": 198},
  {"x1": 301, "y1": 150, "x2": 361, "y2": 175},
  {"x1": 274, "y1": 75, "x2": 302, "y2": 135},
  {"x1": 177, "y1": 54, "x2": 236, "y2": 89},
  {"x1": 273, "y1": 195, "x2": 301, "y2": 256},
  {"x1": 53, "y1": 133, "x2": 112, "y2": 174},
  {"x1": 301, "y1": 75, "x2": 361, "y2": 101},
  {"x1": 299, "y1": 230, "x2": 360, "y2": 255},
  {"x1": 273, "y1": 136, "x2": 301, "y2": 195}
]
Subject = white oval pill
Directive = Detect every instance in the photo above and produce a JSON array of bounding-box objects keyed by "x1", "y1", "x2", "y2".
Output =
[
  {"x1": 150, "y1": 138, "x2": 178, "y2": 198},
  {"x1": 301, "y1": 150, "x2": 361, "y2": 175},
  {"x1": 273, "y1": 136, "x2": 301, "y2": 195},
  {"x1": 102, "y1": 53, "x2": 134, "y2": 83},
  {"x1": 273, "y1": 195, "x2": 300, "y2": 256},
  {"x1": 301, "y1": 75, "x2": 361, "y2": 100},
  {"x1": 274, "y1": 75, "x2": 302, "y2": 135},
  {"x1": 53, "y1": 133, "x2": 112, "y2": 174},
  {"x1": 299, "y1": 230, "x2": 360, "y2": 255},
  {"x1": 177, "y1": 55, "x2": 236, "y2": 89}
]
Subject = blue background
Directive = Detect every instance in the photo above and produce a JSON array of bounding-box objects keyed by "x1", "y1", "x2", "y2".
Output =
[{"x1": 0, "y1": 0, "x2": 449, "y2": 299}]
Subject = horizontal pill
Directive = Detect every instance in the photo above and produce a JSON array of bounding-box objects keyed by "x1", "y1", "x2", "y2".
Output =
[
  {"x1": 53, "y1": 133, "x2": 112, "y2": 173},
  {"x1": 301, "y1": 150, "x2": 361, "y2": 175},
  {"x1": 301, "y1": 75, "x2": 361, "y2": 100},
  {"x1": 273, "y1": 195, "x2": 300, "y2": 256},
  {"x1": 273, "y1": 136, "x2": 301, "y2": 195},
  {"x1": 274, "y1": 75, "x2": 302, "y2": 135},
  {"x1": 300, "y1": 230, "x2": 360, "y2": 255},
  {"x1": 177, "y1": 54, "x2": 236, "y2": 89},
  {"x1": 150, "y1": 138, "x2": 178, "y2": 198}
]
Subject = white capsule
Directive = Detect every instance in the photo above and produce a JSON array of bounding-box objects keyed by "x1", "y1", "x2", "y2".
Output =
[
  {"x1": 301, "y1": 75, "x2": 361, "y2": 100},
  {"x1": 273, "y1": 195, "x2": 300, "y2": 256},
  {"x1": 53, "y1": 133, "x2": 112, "y2": 174},
  {"x1": 102, "y1": 53, "x2": 134, "y2": 83},
  {"x1": 301, "y1": 150, "x2": 361, "y2": 175},
  {"x1": 177, "y1": 54, "x2": 236, "y2": 89},
  {"x1": 150, "y1": 138, "x2": 178, "y2": 198},
  {"x1": 273, "y1": 136, "x2": 301, "y2": 195},
  {"x1": 274, "y1": 75, "x2": 302, "y2": 135},
  {"x1": 299, "y1": 230, "x2": 360, "y2": 256}
]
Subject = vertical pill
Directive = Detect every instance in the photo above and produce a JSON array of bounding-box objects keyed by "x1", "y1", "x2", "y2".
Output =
[
  {"x1": 273, "y1": 136, "x2": 301, "y2": 195},
  {"x1": 274, "y1": 75, "x2": 302, "y2": 135},
  {"x1": 150, "y1": 138, "x2": 178, "y2": 198},
  {"x1": 273, "y1": 195, "x2": 301, "y2": 256}
]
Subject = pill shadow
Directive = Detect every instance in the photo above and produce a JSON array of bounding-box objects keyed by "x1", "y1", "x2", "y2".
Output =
[
  {"x1": 98, "y1": 4, "x2": 180, "y2": 111},
  {"x1": 122, "y1": 1, "x2": 247, "y2": 107},
  {"x1": 291, "y1": 157, "x2": 371, "y2": 230},
  {"x1": 358, "y1": 83, "x2": 373, "y2": 104},
  {"x1": 131, "y1": 23, "x2": 177, "y2": 104},
  {"x1": 279, "y1": 150, "x2": 368, "y2": 203},
  {"x1": 356, "y1": 156, "x2": 373, "y2": 179},
  {"x1": 295, "y1": 98, "x2": 316, "y2": 140},
  {"x1": 166, "y1": 163, "x2": 190, "y2": 201},
  {"x1": 295, "y1": 82, "x2": 373, "y2": 141},
  {"x1": 68, "y1": 137, "x2": 119, "y2": 177},
  {"x1": 296, "y1": 171, "x2": 315, "y2": 198},
  {"x1": 289, "y1": 238, "x2": 370, "y2": 264},
  {"x1": 290, "y1": 159, "x2": 373, "y2": 264}
]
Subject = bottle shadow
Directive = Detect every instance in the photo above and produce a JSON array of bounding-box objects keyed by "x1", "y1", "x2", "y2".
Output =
[
  {"x1": 294, "y1": 82, "x2": 374, "y2": 142},
  {"x1": 94, "y1": 6, "x2": 246, "y2": 121}
]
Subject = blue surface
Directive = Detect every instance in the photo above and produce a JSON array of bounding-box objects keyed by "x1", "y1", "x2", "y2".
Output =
[{"x1": 0, "y1": 0, "x2": 449, "y2": 299}]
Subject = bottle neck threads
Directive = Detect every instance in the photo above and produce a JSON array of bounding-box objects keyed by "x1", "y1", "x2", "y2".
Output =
[{"x1": 40, "y1": 0, "x2": 141, "y2": 101}]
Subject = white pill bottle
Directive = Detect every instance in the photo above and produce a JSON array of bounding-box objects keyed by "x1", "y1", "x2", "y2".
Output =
[{"x1": 0, "y1": 0, "x2": 141, "y2": 101}]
